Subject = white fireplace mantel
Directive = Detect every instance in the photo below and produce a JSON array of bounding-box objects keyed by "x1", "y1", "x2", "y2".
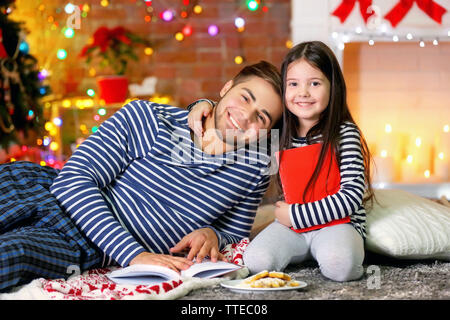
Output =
[{"x1": 291, "y1": 0, "x2": 450, "y2": 64}]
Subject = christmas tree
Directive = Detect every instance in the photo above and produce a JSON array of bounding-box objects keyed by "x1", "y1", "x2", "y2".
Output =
[{"x1": 0, "y1": 0, "x2": 48, "y2": 150}]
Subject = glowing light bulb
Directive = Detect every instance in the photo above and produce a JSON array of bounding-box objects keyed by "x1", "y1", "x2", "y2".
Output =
[
  {"x1": 50, "y1": 142, "x2": 59, "y2": 151},
  {"x1": 235, "y1": 17, "x2": 245, "y2": 29},
  {"x1": 45, "y1": 121, "x2": 55, "y2": 132},
  {"x1": 144, "y1": 47, "x2": 154, "y2": 55},
  {"x1": 182, "y1": 25, "x2": 192, "y2": 36},
  {"x1": 234, "y1": 56, "x2": 244, "y2": 64},
  {"x1": 175, "y1": 32, "x2": 184, "y2": 41},
  {"x1": 53, "y1": 117, "x2": 63, "y2": 127},
  {"x1": 424, "y1": 170, "x2": 430, "y2": 178},
  {"x1": 407, "y1": 155, "x2": 413, "y2": 163},
  {"x1": 193, "y1": 5, "x2": 202, "y2": 14},
  {"x1": 161, "y1": 10, "x2": 174, "y2": 21},
  {"x1": 385, "y1": 123, "x2": 392, "y2": 133},
  {"x1": 285, "y1": 40, "x2": 293, "y2": 49},
  {"x1": 393, "y1": 35, "x2": 399, "y2": 42},
  {"x1": 208, "y1": 25, "x2": 219, "y2": 36},
  {"x1": 64, "y1": 3, "x2": 75, "y2": 14},
  {"x1": 380, "y1": 150, "x2": 388, "y2": 158},
  {"x1": 415, "y1": 137, "x2": 422, "y2": 147},
  {"x1": 62, "y1": 99, "x2": 71, "y2": 108},
  {"x1": 247, "y1": 0, "x2": 258, "y2": 11},
  {"x1": 89, "y1": 68, "x2": 96, "y2": 77},
  {"x1": 444, "y1": 124, "x2": 449, "y2": 133},
  {"x1": 64, "y1": 28, "x2": 75, "y2": 38},
  {"x1": 43, "y1": 137, "x2": 51, "y2": 146},
  {"x1": 438, "y1": 152, "x2": 444, "y2": 160},
  {"x1": 57, "y1": 49, "x2": 67, "y2": 60},
  {"x1": 38, "y1": 69, "x2": 49, "y2": 80}
]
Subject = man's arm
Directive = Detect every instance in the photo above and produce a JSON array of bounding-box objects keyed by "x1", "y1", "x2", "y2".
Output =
[
  {"x1": 50, "y1": 100, "x2": 160, "y2": 267},
  {"x1": 209, "y1": 174, "x2": 270, "y2": 247},
  {"x1": 170, "y1": 174, "x2": 271, "y2": 261}
]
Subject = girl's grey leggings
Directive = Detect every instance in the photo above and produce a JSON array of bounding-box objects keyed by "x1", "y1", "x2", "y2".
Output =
[{"x1": 243, "y1": 221, "x2": 365, "y2": 282}]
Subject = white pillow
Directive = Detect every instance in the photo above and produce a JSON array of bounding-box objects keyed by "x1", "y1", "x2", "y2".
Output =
[{"x1": 366, "y1": 189, "x2": 450, "y2": 261}]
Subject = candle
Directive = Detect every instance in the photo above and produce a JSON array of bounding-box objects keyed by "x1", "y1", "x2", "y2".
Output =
[
  {"x1": 373, "y1": 154, "x2": 394, "y2": 183},
  {"x1": 433, "y1": 124, "x2": 449, "y2": 182},
  {"x1": 409, "y1": 136, "x2": 432, "y2": 179},
  {"x1": 434, "y1": 152, "x2": 449, "y2": 182},
  {"x1": 400, "y1": 155, "x2": 418, "y2": 183},
  {"x1": 378, "y1": 123, "x2": 394, "y2": 155}
]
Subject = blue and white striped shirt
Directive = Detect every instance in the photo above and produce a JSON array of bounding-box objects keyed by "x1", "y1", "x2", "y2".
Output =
[
  {"x1": 289, "y1": 122, "x2": 367, "y2": 238},
  {"x1": 50, "y1": 100, "x2": 271, "y2": 267}
]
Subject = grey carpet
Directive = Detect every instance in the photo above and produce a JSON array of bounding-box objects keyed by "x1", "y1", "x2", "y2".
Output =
[{"x1": 180, "y1": 253, "x2": 450, "y2": 300}]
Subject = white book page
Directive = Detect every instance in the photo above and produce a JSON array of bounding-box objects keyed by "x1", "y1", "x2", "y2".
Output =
[
  {"x1": 108, "y1": 264, "x2": 180, "y2": 286},
  {"x1": 181, "y1": 260, "x2": 241, "y2": 278}
]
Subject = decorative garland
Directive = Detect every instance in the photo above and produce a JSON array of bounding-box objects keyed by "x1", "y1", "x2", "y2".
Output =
[{"x1": 332, "y1": 0, "x2": 448, "y2": 27}]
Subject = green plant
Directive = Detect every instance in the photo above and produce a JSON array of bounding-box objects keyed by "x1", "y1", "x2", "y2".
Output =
[{"x1": 80, "y1": 26, "x2": 149, "y2": 75}]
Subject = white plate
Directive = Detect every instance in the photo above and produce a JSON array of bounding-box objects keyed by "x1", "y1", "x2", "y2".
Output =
[{"x1": 220, "y1": 279, "x2": 307, "y2": 293}]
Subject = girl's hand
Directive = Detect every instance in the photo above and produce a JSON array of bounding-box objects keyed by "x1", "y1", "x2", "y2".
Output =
[
  {"x1": 188, "y1": 101, "x2": 214, "y2": 137},
  {"x1": 274, "y1": 201, "x2": 292, "y2": 227}
]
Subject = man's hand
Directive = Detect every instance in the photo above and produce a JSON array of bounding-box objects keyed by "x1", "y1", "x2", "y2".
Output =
[
  {"x1": 129, "y1": 252, "x2": 194, "y2": 273},
  {"x1": 275, "y1": 201, "x2": 293, "y2": 227},
  {"x1": 187, "y1": 101, "x2": 214, "y2": 137},
  {"x1": 170, "y1": 228, "x2": 226, "y2": 263}
]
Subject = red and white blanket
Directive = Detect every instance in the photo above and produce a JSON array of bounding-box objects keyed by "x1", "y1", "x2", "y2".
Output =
[{"x1": 0, "y1": 238, "x2": 249, "y2": 300}]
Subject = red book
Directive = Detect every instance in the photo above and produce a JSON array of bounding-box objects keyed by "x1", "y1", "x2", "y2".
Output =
[{"x1": 276, "y1": 143, "x2": 350, "y2": 233}]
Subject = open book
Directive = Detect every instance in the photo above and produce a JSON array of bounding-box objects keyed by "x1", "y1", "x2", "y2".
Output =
[{"x1": 107, "y1": 260, "x2": 242, "y2": 286}]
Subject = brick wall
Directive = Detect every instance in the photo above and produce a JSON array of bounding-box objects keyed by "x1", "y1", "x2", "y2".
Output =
[{"x1": 13, "y1": 0, "x2": 291, "y2": 107}]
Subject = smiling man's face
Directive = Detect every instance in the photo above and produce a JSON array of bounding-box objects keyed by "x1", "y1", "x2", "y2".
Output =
[{"x1": 212, "y1": 76, "x2": 282, "y2": 146}]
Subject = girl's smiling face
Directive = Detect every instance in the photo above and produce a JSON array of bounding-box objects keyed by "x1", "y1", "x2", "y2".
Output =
[{"x1": 284, "y1": 58, "x2": 331, "y2": 136}]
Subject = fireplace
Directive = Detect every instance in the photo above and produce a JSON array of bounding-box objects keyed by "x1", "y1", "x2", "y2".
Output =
[{"x1": 342, "y1": 41, "x2": 449, "y2": 189}]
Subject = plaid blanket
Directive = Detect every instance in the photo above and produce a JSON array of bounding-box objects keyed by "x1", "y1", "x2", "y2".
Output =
[{"x1": 0, "y1": 161, "x2": 102, "y2": 291}]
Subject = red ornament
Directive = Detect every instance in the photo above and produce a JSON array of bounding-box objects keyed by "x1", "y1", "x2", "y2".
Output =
[
  {"x1": 332, "y1": 0, "x2": 375, "y2": 24},
  {"x1": 0, "y1": 29, "x2": 8, "y2": 58},
  {"x1": 384, "y1": 0, "x2": 447, "y2": 28}
]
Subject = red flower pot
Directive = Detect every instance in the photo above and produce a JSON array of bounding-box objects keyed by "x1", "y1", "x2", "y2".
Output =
[{"x1": 97, "y1": 75, "x2": 129, "y2": 104}]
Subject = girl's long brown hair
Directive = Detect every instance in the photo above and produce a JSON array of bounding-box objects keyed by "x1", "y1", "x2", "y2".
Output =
[{"x1": 277, "y1": 41, "x2": 374, "y2": 208}]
